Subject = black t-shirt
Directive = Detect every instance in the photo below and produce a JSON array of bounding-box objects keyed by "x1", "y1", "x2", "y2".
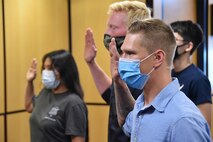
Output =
[
  {"x1": 30, "y1": 88, "x2": 88, "y2": 142},
  {"x1": 102, "y1": 82, "x2": 142, "y2": 142},
  {"x1": 172, "y1": 64, "x2": 212, "y2": 105}
]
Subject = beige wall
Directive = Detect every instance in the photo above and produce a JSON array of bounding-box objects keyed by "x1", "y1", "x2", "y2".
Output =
[
  {"x1": 71, "y1": 1, "x2": 119, "y2": 141},
  {"x1": 1, "y1": 0, "x2": 111, "y2": 141},
  {"x1": 71, "y1": 0, "x2": 118, "y2": 103},
  {"x1": 0, "y1": 1, "x2": 5, "y2": 142},
  {"x1": 0, "y1": 116, "x2": 4, "y2": 142},
  {"x1": 88, "y1": 106, "x2": 109, "y2": 142},
  {"x1": 7, "y1": 113, "x2": 30, "y2": 142},
  {"x1": 1, "y1": 0, "x2": 69, "y2": 142},
  {"x1": 154, "y1": 0, "x2": 197, "y2": 64},
  {"x1": 0, "y1": 0, "x2": 4, "y2": 115},
  {"x1": 4, "y1": 0, "x2": 69, "y2": 112}
]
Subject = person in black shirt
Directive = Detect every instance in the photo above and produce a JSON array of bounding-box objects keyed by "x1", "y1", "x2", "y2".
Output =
[
  {"x1": 84, "y1": 1, "x2": 151, "y2": 142},
  {"x1": 171, "y1": 20, "x2": 212, "y2": 127}
]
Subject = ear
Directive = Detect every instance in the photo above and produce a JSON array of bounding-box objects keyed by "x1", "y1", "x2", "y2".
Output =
[
  {"x1": 153, "y1": 50, "x2": 165, "y2": 68},
  {"x1": 185, "y1": 42, "x2": 193, "y2": 52}
]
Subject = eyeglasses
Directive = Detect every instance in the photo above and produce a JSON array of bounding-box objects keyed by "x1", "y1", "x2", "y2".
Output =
[{"x1": 177, "y1": 42, "x2": 189, "y2": 48}]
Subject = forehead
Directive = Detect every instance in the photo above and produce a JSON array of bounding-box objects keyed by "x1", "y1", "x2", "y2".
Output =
[
  {"x1": 107, "y1": 11, "x2": 128, "y2": 28},
  {"x1": 122, "y1": 33, "x2": 147, "y2": 52},
  {"x1": 43, "y1": 57, "x2": 52, "y2": 69},
  {"x1": 174, "y1": 32, "x2": 183, "y2": 40}
]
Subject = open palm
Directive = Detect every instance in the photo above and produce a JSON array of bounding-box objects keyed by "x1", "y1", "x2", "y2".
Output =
[
  {"x1": 26, "y1": 58, "x2": 37, "y2": 82},
  {"x1": 84, "y1": 28, "x2": 97, "y2": 63},
  {"x1": 109, "y1": 38, "x2": 120, "y2": 80}
]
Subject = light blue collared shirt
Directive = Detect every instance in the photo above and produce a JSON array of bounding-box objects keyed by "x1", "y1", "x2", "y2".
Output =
[{"x1": 123, "y1": 78, "x2": 211, "y2": 142}]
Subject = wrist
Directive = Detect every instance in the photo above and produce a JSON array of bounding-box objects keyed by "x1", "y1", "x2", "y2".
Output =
[
  {"x1": 27, "y1": 80, "x2": 34, "y2": 84},
  {"x1": 114, "y1": 77, "x2": 123, "y2": 85},
  {"x1": 86, "y1": 59, "x2": 96, "y2": 66}
]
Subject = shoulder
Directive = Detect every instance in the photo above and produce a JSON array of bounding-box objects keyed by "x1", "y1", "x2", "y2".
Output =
[
  {"x1": 65, "y1": 93, "x2": 83, "y2": 101},
  {"x1": 64, "y1": 93, "x2": 86, "y2": 107},
  {"x1": 189, "y1": 65, "x2": 208, "y2": 79},
  {"x1": 169, "y1": 93, "x2": 208, "y2": 127},
  {"x1": 182, "y1": 64, "x2": 210, "y2": 85},
  {"x1": 168, "y1": 91, "x2": 201, "y2": 117},
  {"x1": 63, "y1": 94, "x2": 88, "y2": 115},
  {"x1": 170, "y1": 116, "x2": 211, "y2": 141},
  {"x1": 190, "y1": 68, "x2": 211, "y2": 87},
  {"x1": 35, "y1": 88, "x2": 50, "y2": 99}
]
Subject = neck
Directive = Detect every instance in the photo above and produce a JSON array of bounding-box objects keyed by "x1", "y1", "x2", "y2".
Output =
[
  {"x1": 143, "y1": 68, "x2": 172, "y2": 106},
  {"x1": 173, "y1": 54, "x2": 191, "y2": 72},
  {"x1": 52, "y1": 84, "x2": 68, "y2": 94}
]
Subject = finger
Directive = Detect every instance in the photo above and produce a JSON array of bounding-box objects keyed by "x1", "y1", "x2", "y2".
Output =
[
  {"x1": 109, "y1": 38, "x2": 120, "y2": 60},
  {"x1": 85, "y1": 28, "x2": 94, "y2": 44},
  {"x1": 85, "y1": 28, "x2": 92, "y2": 38},
  {"x1": 85, "y1": 28, "x2": 90, "y2": 43},
  {"x1": 85, "y1": 28, "x2": 98, "y2": 53},
  {"x1": 109, "y1": 38, "x2": 116, "y2": 57},
  {"x1": 31, "y1": 58, "x2": 37, "y2": 70}
]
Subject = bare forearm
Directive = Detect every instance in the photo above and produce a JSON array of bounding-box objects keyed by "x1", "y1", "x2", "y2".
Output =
[
  {"x1": 71, "y1": 136, "x2": 85, "y2": 142},
  {"x1": 197, "y1": 103, "x2": 212, "y2": 128},
  {"x1": 87, "y1": 61, "x2": 112, "y2": 95},
  {"x1": 114, "y1": 79, "x2": 135, "y2": 126},
  {"x1": 25, "y1": 81, "x2": 34, "y2": 112}
]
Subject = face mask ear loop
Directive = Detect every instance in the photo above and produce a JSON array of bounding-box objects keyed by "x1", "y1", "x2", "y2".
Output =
[
  {"x1": 147, "y1": 67, "x2": 155, "y2": 75},
  {"x1": 139, "y1": 51, "x2": 156, "y2": 63},
  {"x1": 139, "y1": 51, "x2": 156, "y2": 75}
]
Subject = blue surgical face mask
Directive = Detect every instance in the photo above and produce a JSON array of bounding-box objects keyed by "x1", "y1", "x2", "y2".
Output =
[
  {"x1": 118, "y1": 52, "x2": 155, "y2": 89},
  {"x1": 42, "y1": 70, "x2": 60, "y2": 89}
]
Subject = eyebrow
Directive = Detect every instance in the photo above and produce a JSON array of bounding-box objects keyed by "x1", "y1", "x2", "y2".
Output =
[{"x1": 123, "y1": 48, "x2": 137, "y2": 54}]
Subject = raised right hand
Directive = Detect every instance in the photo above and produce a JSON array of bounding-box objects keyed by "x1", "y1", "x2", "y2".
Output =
[
  {"x1": 109, "y1": 38, "x2": 121, "y2": 82},
  {"x1": 26, "y1": 58, "x2": 37, "y2": 82},
  {"x1": 84, "y1": 28, "x2": 97, "y2": 64}
]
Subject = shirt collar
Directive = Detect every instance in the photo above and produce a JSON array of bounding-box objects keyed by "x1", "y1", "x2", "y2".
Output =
[
  {"x1": 151, "y1": 78, "x2": 180, "y2": 112},
  {"x1": 137, "y1": 78, "x2": 181, "y2": 112}
]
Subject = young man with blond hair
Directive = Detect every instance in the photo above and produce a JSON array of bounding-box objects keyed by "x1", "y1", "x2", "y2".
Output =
[{"x1": 84, "y1": 1, "x2": 151, "y2": 142}]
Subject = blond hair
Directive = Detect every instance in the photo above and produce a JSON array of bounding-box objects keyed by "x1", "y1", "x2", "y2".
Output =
[{"x1": 108, "y1": 1, "x2": 151, "y2": 26}]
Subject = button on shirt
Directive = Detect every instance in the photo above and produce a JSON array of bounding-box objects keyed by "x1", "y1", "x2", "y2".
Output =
[{"x1": 123, "y1": 79, "x2": 211, "y2": 142}]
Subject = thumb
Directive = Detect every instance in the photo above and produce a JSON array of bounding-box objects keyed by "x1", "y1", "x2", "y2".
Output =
[{"x1": 109, "y1": 38, "x2": 120, "y2": 60}]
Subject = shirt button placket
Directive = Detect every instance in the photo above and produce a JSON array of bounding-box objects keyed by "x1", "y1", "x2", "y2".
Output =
[
  {"x1": 134, "y1": 112, "x2": 143, "y2": 142},
  {"x1": 133, "y1": 113, "x2": 143, "y2": 142},
  {"x1": 133, "y1": 135, "x2": 137, "y2": 142}
]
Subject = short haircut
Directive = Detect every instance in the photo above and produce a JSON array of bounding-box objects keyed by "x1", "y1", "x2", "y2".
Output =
[
  {"x1": 107, "y1": 1, "x2": 151, "y2": 26},
  {"x1": 128, "y1": 19, "x2": 176, "y2": 67},
  {"x1": 170, "y1": 20, "x2": 203, "y2": 55}
]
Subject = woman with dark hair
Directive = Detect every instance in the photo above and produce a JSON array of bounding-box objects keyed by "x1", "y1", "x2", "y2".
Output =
[{"x1": 25, "y1": 49, "x2": 88, "y2": 142}]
